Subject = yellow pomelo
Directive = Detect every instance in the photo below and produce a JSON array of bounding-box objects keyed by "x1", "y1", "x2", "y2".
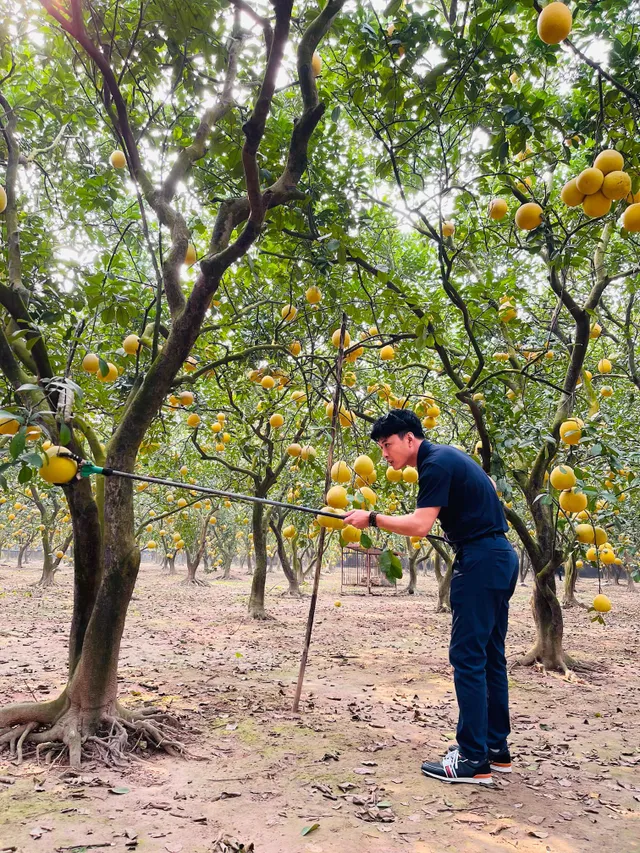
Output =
[
  {"x1": 559, "y1": 419, "x2": 581, "y2": 445},
  {"x1": 123, "y1": 334, "x2": 140, "y2": 355},
  {"x1": 97, "y1": 362, "x2": 118, "y2": 383},
  {"x1": 600, "y1": 385, "x2": 613, "y2": 398},
  {"x1": 177, "y1": 498, "x2": 187, "y2": 507},
  {"x1": 283, "y1": 524, "x2": 296, "y2": 539},
  {"x1": 549, "y1": 465, "x2": 576, "y2": 490},
  {"x1": 442, "y1": 220, "x2": 455, "y2": 237},
  {"x1": 380, "y1": 345, "x2": 395, "y2": 361},
  {"x1": 559, "y1": 488, "x2": 587, "y2": 515},
  {"x1": 0, "y1": 186, "x2": 6, "y2": 213},
  {"x1": 39, "y1": 446, "x2": 78, "y2": 484},
  {"x1": 305, "y1": 285, "x2": 322, "y2": 304},
  {"x1": 537, "y1": 2, "x2": 572, "y2": 44},
  {"x1": 260, "y1": 375, "x2": 276, "y2": 390},
  {"x1": 317, "y1": 507, "x2": 345, "y2": 530},
  {"x1": 341, "y1": 524, "x2": 362, "y2": 544},
  {"x1": 179, "y1": 390, "x2": 194, "y2": 406},
  {"x1": 515, "y1": 202, "x2": 543, "y2": 230},
  {"x1": 594, "y1": 149, "x2": 624, "y2": 175},
  {"x1": 589, "y1": 323, "x2": 602, "y2": 339},
  {"x1": 488, "y1": 198, "x2": 508, "y2": 220},
  {"x1": 269, "y1": 413, "x2": 284, "y2": 428},
  {"x1": 287, "y1": 443, "x2": 302, "y2": 457},
  {"x1": 403, "y1": 466, "x2": 419, "y2": 484},
  {"x1": 582, "y1": 191, "x2": 611, "y2": 218},
  {"x1": 600, "y1": 547, "x2": 615, "y2": 565},
  {"x1": 575, "y1": 559, "x2": 583, "y2": 569},
  {"x1": 187, "y1": 413, "x2": 201, "y2": 428},
  {"x1": 576, "y1": 167, "x2": 604, "y2": 195},
  {"x1": 109, "y1": 150, "x2": 126, "y2": 168},
  {"x1": 331, "y1": 329, "x2": 350, "y2": 348},
  {"x1": 602, "y1": 170, "x2": 631, "y2": 200},
  {"x1": 311, "y1": 52, "x2": 322, "y2": 77},
  {"x1": 626, "y1": 190, "x2": 640, "y2": 204},
  {"x1": 0, "y1": 417, "x2": 19, "y2": 435},
  {"x1": 622, "y1": 203, "x2": 640, "y2": 232},
  {"x1": 386, "y1": 466, "x2": 403, "y2": 483},
  {"x1": 560, "y1": 178, "x2": 584, "y2": 207},
  {"x1": 300, "y1": 445, "x2": 316, "y2": 461},
  {"x1": 353, "y1": 455, "x2": 375, "y2": 478},
  {"x1": 326, "y1": 485, "x2": 349, "y2": 509},
  {"x1": 592, "y1": 593, "x2": 611, "y2": 612},
  {"x1": 290, "y1": 390, "x2": 305, "y2": 405},
  {"x1": 289, "y1": 341, "x2": 301, "y2": 357},
  {"x1": 359, "y1": 486, "x2": 377, "y2": 506},
  {"x1": 597, "y1": 358, "x2": 612, "y2": 374},
  {"x1": 281, "y1": 304, "x2": 297, "y2": 322},
  {"x1": 82, "y1": 353, "x2": 99, "y2": 373},
  {"x1": 183, "y1": 243, "x2": 197, "y2": 265}
]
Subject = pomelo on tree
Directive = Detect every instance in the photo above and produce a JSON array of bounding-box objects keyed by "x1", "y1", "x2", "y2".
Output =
[
  {"x1": 260, "y1": 375, "x2": 276, "y2": 390},
  {"x1": 442, "y1": 220, "x2": 455, "y2": 237},
  {"x1": 281, "y1": 304, "x2": 297, "y2": 322},
  {"x1": 559, "y1": 419, "x2": 581, "y2": 445},
  {"x1": 353, "y1": 455, "x2": 375, "y2": 479},
  {"x1": 589, "y1": 323, "x2": 602, "y2": 339},
  {"x1": 582, "y1": 191, "x2": 611, "y2": 218},
  {"x1": 305, "y1": 285, "x2": 322, "y2": 304},
  {"x1": 594, "y1": 149, "x2": 624, "y2": 174},
  {"x1": 488, "y1": 198, "x2": 508, "y2": 220},
  {"x1": 0, "y1": 417, "x2": 19, "y2": 435},
  {"x1": 597, "y1": 359, "x2": 612, "y2": 374},
  {"x1": 289, "y1": 340, "x2": 301, "y2": 357},
  {"x1": 331, "y1": 328, "x2": 350, "y2": 347},
  {"x1": 311, "y1": 51, "x2": 322, "y2": 77},
  {"x1": 123, "y1": 334, "x2": 140, "y2": 355},
  {"x1": 380, "y1": 344, "x2": 395, "y2": 360},
  {"x1": 601, "y1": 170, "x2": 631, "y2": 200},
  {"x1": 186, "y1": 413, "x2": 201, "y2": 428},
  {"x1": 622, "y1": 203, "x2": 640, "y2": 232},
  {"x1": 316, "y1": 507, "x2": 345, "y2": 530},
  {"x1": 341, "y1": 524, "x2": 361, "y2": 544},
  {"x1": 39, "y1": 446, "x2": 78, "y2": 484},
  {"x1": 331, "y1": 460, "x2": 352, "y2": 482},
  {"x1": 287, "y1": 443, "x2": 302, "y2": 457},
  {"x1": 0, "y1": 185, "x2": 6, "y2": 213},
  {"x1": 269, "y1": 413, "x2": 284, "y2": 428},
  {"x1": 82, "y1": 353, "x2": 99, "y2": 373},
  {"x1": 179, "y1": 390, "x2": 194, "y2": 405},
  {"x1": 549, "y1": 465, "x2": 576, "y2": 490},
  {"x1": 326, "y1": 485, "x2": 348, "y2": 509},
  {"x1": 184, "y1": 243, "x2": 197, "y2": 265},
  {"x1": 576, "y1": 167, "x2": 604, "y2": 195},
  {"x1": 515, "y1": 202, "x2": 543, "y2": 230},
  {"x1": 537, "y1": 3, "x2": 572, "y2": 45},
  {"x1": 109, "y1": 150, "x2": 126, "y2": 168},
  {"x1": 97, "y1": 362, "x2": 118, "y2": 382},
  {"x1": 592, "y1": 593, "x2": 611, "y2": 612},
  {"x1": 559, "y1": 488, "x2": 587, "y2": 514},
  {"x1": 402, "y1": 466, "x2": 418, "y2": 484},
  {"x1": 560, "y1": 178, "x2": 584, "y2": 207}
]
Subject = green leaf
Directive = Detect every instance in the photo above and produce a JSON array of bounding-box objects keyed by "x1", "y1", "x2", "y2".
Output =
[
  {"x1": 301, "y1": 823, "x2": 319, "y2": 836},
  {"x1": 18, "y1": 465, "x2": 32, "y2": 484},
  {"x1": 59, "y1": 423, "x2": 71, "y2": 445},
  {"x1": 98, "y1": 357, "x2": 109, "y2": 377},
  {"x1": 10, "y1": 431, "x2": 26, "y2": 460},
  {"x1": 330, "y1": 106, "x2": 341, "y2": 122},
  {"x1": 360, "y1": 531, "x2": 373, "y2": 549},
  {"x1": 16, "y1": 383, "x2": 41, "y2": 392},
  {"x1": 379, "y1": 548, "x2": 402, "y2": 581}
]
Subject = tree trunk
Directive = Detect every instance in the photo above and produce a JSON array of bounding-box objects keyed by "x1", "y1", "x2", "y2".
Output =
[
  {"x1": 270, "y1": 520, "x2": 300, "y2": 596},
  {"x1": 249, "y1": 502, "x2": 268, "y2": 617},
  {"x1": 433, "y1": 551, "x2": 453, "y2": 612},
  {"x1": 562, "y1": 554, "x2": 585, "y2": 608},
  {"x1": 405, "y1": 538, "x2": 419, "y2": 594},
  {"x1": 38, "y1": 551, "x2": 56, "y2": 587},
  {"x1": 627, "y1": 567, "x2": 636, "y2": 591},
  {"x1": 518, "y1": 564, "x2": 582, "y2": 673},
  {"x1": 17, "y1": 543, "x2": 28, "y2": 568},
  {"x1": 519, "y1": 547, "x2": 529, "y2": 585},
  {"x1": 246, "y1": 546, "x2": 253, "y2": 575}
]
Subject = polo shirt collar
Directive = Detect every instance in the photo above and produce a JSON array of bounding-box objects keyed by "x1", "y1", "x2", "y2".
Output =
[{"x1": 417, "y1": 440, "x2": 431, "y2": 466}]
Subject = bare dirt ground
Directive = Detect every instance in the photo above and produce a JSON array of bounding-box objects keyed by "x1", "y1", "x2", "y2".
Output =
[{"x1": 1, "y1": 560, "x2": 639, "y2": 853}]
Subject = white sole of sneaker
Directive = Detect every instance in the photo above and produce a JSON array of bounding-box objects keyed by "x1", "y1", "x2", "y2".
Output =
[
  {"x1": 490, "y1": 764, "x2": 512, "y2": 773},
  {"x1": 421, "y1": 769, "x2": 493, "y2": 785}
]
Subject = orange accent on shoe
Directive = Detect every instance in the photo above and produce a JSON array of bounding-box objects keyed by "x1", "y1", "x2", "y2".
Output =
[
  {"x1": 491, "y1": 762, "x2": 511, "y2": 768},
  {"x1": 475, "y1": 773, "x2": 492, "y2": 778}
]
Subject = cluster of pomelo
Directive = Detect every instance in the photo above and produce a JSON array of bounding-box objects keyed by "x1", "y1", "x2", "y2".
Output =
[{"x1": 561, "y1": 149, "x2": 640, "y2": 224}]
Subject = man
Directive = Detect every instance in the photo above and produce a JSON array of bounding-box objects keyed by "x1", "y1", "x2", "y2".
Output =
[{"x1": 343, "y1": 409, "x2": 519, "y2": 785}]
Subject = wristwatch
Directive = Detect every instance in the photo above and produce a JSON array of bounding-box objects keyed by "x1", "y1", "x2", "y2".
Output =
[{"x1": 369, "y1": 511, "x2": 378, "y2": 528}]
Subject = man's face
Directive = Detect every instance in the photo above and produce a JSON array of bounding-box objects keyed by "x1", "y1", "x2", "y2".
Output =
[{"x1": 377, "y1": 433, "x2": 415, "y2": 469}]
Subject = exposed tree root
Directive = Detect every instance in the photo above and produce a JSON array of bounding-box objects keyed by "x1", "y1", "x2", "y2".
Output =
[
  {"x1": 513, "y1": 644, "x2": 600, "y2": 677},
  {"x1": 182, "y1": 576, "x2": 209, "y2": 586},
  {"x1": 562, "y1": 596, "x2": 588, "y2": 610},
  {"x1": 0, "y1": 698, "x2": 185, "y2": 768}
]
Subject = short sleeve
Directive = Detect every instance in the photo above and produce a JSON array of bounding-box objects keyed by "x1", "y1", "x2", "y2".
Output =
[{"x1": 416, "y1": 463, "x2": 451, "y2": 509}]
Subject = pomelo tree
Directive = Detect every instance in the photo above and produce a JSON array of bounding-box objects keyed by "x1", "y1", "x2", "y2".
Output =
[{"x1": 0, "y1": 0, "x2": 345, "y2": 764}]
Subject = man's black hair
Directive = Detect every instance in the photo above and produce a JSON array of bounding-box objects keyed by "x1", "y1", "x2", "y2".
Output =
[{"x1": 370, "y1": 409, "x2": 425, "y2": 441}]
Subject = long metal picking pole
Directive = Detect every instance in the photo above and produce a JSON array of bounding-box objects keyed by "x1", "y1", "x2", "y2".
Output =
[{"x1": 79, "y1": 464, "x2": 341, "y2": 520}]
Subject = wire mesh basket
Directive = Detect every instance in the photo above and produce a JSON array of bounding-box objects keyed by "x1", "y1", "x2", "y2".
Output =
[{"x1": 341, "y1": 544, "x2": 398, "y2": 595}]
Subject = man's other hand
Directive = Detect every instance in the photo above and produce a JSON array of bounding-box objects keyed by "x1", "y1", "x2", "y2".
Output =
[{"x1": 343, "y1": 509, "x2": 371, "y2": 529}]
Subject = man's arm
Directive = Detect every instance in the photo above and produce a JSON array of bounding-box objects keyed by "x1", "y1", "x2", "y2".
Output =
[{"x1": 343, "y1": 506, "x2": 440, "y2": 537}]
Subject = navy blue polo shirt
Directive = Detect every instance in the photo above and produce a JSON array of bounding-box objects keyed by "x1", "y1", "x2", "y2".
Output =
[{"x1": 415, "y1": 441, "x2": 507, "y2": 545}]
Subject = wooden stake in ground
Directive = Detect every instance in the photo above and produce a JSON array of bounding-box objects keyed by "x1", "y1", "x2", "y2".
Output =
[{"x1": 292, "y1": 312, "x2": 348, "y2": 713}]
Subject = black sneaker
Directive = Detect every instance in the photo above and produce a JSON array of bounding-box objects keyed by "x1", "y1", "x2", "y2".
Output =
[
  {"x1": 488, "y1": 746, "x2": 512, "y2": 773},
  {"x1": 421, "y1": 748, "x2": 492, "y2": 785}
]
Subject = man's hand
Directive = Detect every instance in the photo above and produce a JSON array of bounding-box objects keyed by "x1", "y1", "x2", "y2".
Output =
[{"x1": 343, "y1": 509, "x2": 370, "y2": 530}]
